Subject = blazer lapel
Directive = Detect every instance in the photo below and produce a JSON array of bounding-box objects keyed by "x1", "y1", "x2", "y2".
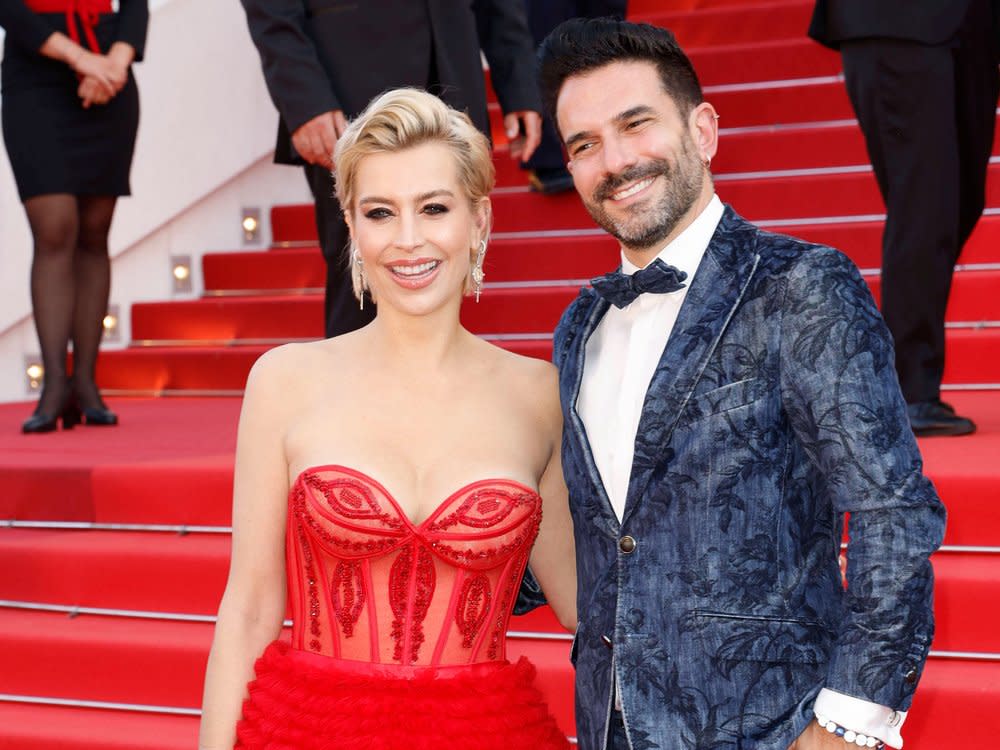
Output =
[
  {"x1": 559, "y1": 288, "x2": 621, "y2": 535},
  {"x1": 621, "y1": 208, "x2": 761, "y2": 524}
]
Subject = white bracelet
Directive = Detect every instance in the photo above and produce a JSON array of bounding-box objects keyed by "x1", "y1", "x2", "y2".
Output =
[{"x1": 814, "y1": 714, "x2": 885, "y2": 748}]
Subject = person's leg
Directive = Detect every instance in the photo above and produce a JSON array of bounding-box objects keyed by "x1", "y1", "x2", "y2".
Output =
[
  {"x1": 304, "y1": 163, "x2": 375, "y2": 337},
  {"x1": 953, "y1": 0, "x2": 999, "y2": 252},
  {"x1": 22, "y1": 194, "x2": 79, "y2": 430},
  {"x1": 841, "y1": 38, "x2": 972, "y2": 435},
  {"x1": 71, "y1": 195, "x2": 118, "y2": 422}
]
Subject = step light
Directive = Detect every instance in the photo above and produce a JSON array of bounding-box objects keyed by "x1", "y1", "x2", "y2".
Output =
[
  {"x1": 25, "y1": 358, "x2": 43, "y2": 394},
  {"x1": 103, "y1": 305, "x2": 121, "y2": 342},
  {"x1": 171, "y1": 255, "x2": 193, "y2": 294},
  {"x1": 242, "y1": 207, "x2": 261, "y2": 244}
]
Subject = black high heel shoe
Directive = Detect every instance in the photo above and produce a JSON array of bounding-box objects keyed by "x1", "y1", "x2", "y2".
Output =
[
  {"x1": 71, "y1": 378, "x2": 118, "y2": 426},
  {"x1": 22, "y1": 380, "x2": 79, "y2": 434}
]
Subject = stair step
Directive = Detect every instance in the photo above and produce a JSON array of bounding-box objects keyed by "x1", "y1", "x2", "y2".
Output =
[
  {"x1": 88, "y1": 328, "x2": 1000, "y2": 394},
  {"x1": 636, "y1": 1, "x2": 815, "y2": 48},
  {"x1": 1, "y1": 607, "x2": 997, "y2": 748},
  {"x1": 131, "y1": 269, "x2": 1000, "y2": 346},
  {"x1": 0, "y1": 530, "x2": 230, "y2": 616},
  {"x1": 213, "y1": 210, "x2": 1000, "y2": 298},
  {"x1": 203, "y1": 235, "x2": 621, "y2": 292},
  {"x1": 689, "y1": 38, "x2": 841, "y2": 87},
  {"x1": 2, "y1": 530, "x2": 996, "y2": 652},
  {"x1": 272, "y1": 163, "x2": 1000, "y2": 239},
  {"x1": 1, "y1": 382, "x2": 997, "y2": 538},
  {"x1": 0, "y1": 610, "x2": 575, "y2": 735},
  {"x1": 0, "y1": 703, "x2": 199, "y2": 750}
]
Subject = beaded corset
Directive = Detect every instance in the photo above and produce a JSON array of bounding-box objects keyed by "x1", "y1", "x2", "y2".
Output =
[{"x1": 287, "y1": 464, "x2": 543, "y2": 667}]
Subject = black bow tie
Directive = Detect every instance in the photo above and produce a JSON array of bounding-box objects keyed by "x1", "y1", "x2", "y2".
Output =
[{"x1": 590, "y1": 259, "x2": 688, "y2": 309}]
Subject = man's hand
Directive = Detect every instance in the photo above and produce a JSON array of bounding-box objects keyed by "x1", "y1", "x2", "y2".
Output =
[
  {"x1": 292, "y1": 110, "x2": 348, "y2": 169},
  {"x1": 789, "y1": 720, "x2": 867, "y2": 750},
  {"x1": 78, "y1": 75, "x2": 113, "y2": 108},
  {"x1": 503, "y1": 110, "x2": 541, "y2": 162}
]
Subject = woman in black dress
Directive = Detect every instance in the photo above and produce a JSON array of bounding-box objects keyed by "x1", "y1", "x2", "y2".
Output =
[{"x1": 0, "y1": 1, "x2": 148, "y2": 433}]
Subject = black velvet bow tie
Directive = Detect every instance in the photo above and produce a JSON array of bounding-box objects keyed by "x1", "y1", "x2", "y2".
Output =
[{"x1": 590, "y1": 259, "x2": 688, "y2": 309}]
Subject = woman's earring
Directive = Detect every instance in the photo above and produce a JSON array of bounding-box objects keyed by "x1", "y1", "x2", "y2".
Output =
[
  {"x1": 472, "y1": 239, "x2": 487, "y2": 303},
  {"x1": 354, "y1": 251, "x2": 367, "y2": 311}
]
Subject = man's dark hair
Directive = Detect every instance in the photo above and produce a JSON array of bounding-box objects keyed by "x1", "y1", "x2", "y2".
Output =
[{"x1": 538, "y1": 17, "x2": 703, "y2": 127}]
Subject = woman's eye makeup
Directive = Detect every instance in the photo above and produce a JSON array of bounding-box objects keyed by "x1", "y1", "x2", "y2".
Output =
[
  {"x1": 363, "y1": 207, "x2": 392, "y2": 220},
  {"x1": 423, "y1": 203, "x2": 449, "y2": 215}
]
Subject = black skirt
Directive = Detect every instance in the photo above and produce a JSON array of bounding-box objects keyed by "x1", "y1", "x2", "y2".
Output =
[{"x1": 1, "y1": 12, "x2": 139, "y2": 201}]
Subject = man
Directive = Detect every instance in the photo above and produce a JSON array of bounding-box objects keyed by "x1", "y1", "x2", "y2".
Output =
[
  {"x1": 809, "y1": 0, "x2": 1000, "y2": 436},
  {"x1": 239, "y1": 1, "x2": 542, "y2": 337},
  {"x1": 541, "y1": 18, "x2": 945, "y2": 750}
]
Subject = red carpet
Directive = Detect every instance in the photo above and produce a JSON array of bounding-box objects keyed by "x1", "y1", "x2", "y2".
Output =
[{"x1": 3, "y1": 1, "x2": 1000, "y2": 747}]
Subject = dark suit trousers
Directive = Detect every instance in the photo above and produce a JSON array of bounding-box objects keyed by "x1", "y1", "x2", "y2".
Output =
[
  {"x1": 524, "y1": 0, "x2": 628, "y2": 171},
  {"x1": 839, "y1": 0, "x2": 998, "y2": 403},
  {"x1": 304, "y1": 163, "x2": 376, "y2": 338}
]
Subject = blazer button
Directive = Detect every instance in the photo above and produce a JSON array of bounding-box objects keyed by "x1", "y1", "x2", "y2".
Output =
[
  {"x1": 601, "y1": 634, "x2": 613, "y2": 650},
  {"x1": 619, "y1": 536, "x2": 636, "y2": 554},
  {"x1": 904, "y1": 667, "x2": 918, "y2": 684}
]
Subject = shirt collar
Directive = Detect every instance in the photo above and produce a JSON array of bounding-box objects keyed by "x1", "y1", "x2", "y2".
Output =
[{"x1": 620, "y1": 194, "x2": 724, "y2": 279}]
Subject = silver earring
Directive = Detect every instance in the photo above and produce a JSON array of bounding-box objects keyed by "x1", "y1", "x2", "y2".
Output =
[
  {"x1": 354, "y1": 251, "x2": 367, "y2": 311},
  {"x1": 472, "y1": 239, "x2": 487, "y2": 303}
]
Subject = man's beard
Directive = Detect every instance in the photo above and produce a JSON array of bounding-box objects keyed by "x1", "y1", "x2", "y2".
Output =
[{"x1": 582, "y1": 136, "x2": 704, "y2": 252}]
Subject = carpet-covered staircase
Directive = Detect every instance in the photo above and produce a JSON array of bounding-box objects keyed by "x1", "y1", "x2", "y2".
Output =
[{"x1": 2, "y1": 1, "x2": 999, "y2": 747}]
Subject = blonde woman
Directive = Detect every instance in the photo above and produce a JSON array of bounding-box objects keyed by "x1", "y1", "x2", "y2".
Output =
[{"x1": 198, "y1": 88, "x2": 575, "y2": 750}]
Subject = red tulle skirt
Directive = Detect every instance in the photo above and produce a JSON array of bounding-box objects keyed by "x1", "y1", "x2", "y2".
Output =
[{"x1": 235, "y1": 641, "x2": 571, "y2": 749}]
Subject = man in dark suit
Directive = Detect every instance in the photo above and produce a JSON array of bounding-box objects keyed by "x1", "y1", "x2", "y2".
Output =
[
  {"x1": 809, "y1": 0, "x2": 1000, "y2": 436},
  {"x1": 239, "y1": 1, "x2": 542, "y2": 337},
  {"x1": 537, "y1": 18, "x2": 944, "y2": 749}
]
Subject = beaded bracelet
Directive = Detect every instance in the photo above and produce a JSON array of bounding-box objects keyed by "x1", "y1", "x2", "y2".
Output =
[{"x1": 814, "y1": 714, "x2": 885, "y2": 748}]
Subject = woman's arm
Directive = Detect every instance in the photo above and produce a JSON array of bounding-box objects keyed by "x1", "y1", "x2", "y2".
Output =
[
  {"x1": 527, "y1": 363, "x2": 577, "y2": 631},
  {"x1": 198, "y1": 353, "x2": 293, "y2": 750},
  {"x1": 113, "y1": 0, "x2": 148, "y2": 62}
]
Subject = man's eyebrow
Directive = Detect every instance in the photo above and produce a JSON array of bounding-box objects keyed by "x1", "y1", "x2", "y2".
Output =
[
  {"x1": 564, "y1": 106, "x2": 657, "y2": 150},
  {"x1": 614, "y1": 105, "x2": 656, "y2": 124}
]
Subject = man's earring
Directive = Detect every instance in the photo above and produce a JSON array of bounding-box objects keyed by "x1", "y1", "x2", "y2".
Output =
[{"x1": 472, "y1": 239, "x2": 487, "y2": 303}]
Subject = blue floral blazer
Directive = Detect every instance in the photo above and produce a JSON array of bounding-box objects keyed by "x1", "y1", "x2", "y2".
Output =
[{"x1": 554, "y1": 206, "x2": 946, "y2": 750}]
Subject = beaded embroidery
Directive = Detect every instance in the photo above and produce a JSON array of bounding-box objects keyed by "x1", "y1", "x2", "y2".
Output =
[{"x1": 287, "y1": 467, "x2": 541, "y2": 666}]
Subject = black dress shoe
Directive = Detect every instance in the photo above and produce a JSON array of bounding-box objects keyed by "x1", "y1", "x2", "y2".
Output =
[
  {"x1": 528, "y1": 167, "x2": 575, "y2": 194},
  {"x1": 81, "y1": 404, "x2": 118, "y2": 426},
  {"x1": 907, "y1": 400, "x2": 976, "y2": 437},
  {"x1": 21, "y1": 385, "x2": 79, "y2": 434}
]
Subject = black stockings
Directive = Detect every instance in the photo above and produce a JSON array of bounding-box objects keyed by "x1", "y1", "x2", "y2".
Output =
[{"x1": 25, "y1": 193, "x2": 117, "y2": 415}]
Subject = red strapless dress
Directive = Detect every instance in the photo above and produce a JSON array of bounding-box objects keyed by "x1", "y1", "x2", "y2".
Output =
[{"x1": 235, "y1": 465, "x2": 571, "y2": 749}]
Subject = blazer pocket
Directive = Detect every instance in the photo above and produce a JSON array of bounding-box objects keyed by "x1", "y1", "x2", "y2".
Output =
[
  {"x1": 684, "y1": 378, "x2": 762, "y2": 423},
  {"x1": 688, "y1": 610, "x2": 833, "y2": 665}
]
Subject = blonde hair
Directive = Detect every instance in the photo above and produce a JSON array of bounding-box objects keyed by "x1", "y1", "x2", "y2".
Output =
[{"x1": 334, "y1": 88, "x2": 496, "y2": 301}]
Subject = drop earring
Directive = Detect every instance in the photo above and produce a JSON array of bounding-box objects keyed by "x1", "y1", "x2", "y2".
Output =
[
  {"x1": 354, "y1": 250, "x2": 367, "y2": 311},
  {"x1": 472, "y1": 239, "x2": 487, "y2": 303}
]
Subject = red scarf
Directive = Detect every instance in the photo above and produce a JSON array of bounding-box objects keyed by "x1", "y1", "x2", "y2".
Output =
[{"x1": 25, "y1": 0, "x2": 113, "y2": 53}]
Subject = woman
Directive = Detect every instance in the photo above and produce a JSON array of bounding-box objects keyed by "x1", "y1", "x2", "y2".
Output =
[
  {"x1": 199, "y1": 88, "x2": 576, "y2": 750},
  {"x1": 0, "y1": 0, "x2": 148, "y2": 433}
]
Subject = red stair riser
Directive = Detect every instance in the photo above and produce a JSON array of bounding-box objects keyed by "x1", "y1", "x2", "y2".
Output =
[
  {"x1": 3, "y1": 529, "x2": 995, "y2": 653},
  {"x1": 0, "y1": 704, "x2": 199, "y2": 750},
  {"x1": 272, "y1": 166, "x2": 1000, "y2": 237},
  {"x1": 0, "y1": 531, "x2": 230, "y2": 616},
  {"x1": 636, "y1": 1, "x2": 816, "y2": 48},
  {"x1": 0, "y1": 611, "x2": 575, "y2": 735}
]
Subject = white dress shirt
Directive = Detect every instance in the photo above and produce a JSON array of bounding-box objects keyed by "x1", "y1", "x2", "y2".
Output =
[{"x1": 575, "y1": 194, "x2": 906, "y2": 747}]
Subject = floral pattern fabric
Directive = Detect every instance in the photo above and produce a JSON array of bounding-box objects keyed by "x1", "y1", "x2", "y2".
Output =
[{"x1": 554, "y1": 207, "x2": 946, "y2": 750}]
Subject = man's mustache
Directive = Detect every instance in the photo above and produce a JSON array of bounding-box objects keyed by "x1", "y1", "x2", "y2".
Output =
[{"x1": 593, "y1": 160, "x2": 670, "y2": 203}]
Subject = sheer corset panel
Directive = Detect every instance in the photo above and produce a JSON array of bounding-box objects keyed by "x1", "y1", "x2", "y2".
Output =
[{"x1": 287, "y1": 465, "x2": 543, "y2": 667}]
